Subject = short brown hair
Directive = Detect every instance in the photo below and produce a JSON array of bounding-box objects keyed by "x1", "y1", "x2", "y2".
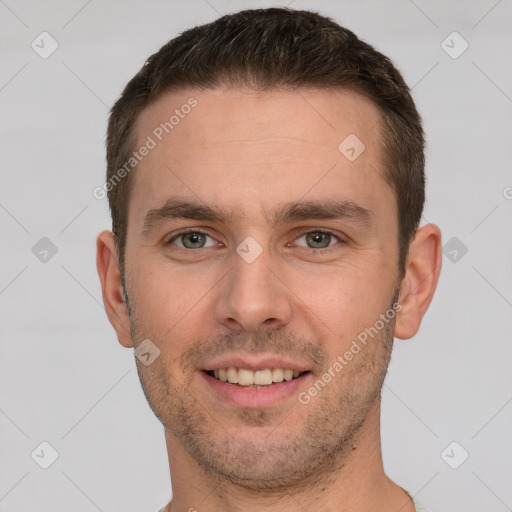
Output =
[{"x1": 106, "y1": 7, "x2": 425, "y2": 280}]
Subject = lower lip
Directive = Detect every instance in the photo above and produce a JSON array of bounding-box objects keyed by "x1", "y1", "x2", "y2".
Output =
[{"x1": 200, "y1": 371, "x2": 311, "y2": 408}]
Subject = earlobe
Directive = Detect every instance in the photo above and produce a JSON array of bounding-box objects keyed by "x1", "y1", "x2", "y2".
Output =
[
  {"x1": 394, "y1": 224, "x2": 442, "y2": 340},
  {"x1": 96, "y1": 230, "x2": 133, "y2": 348}
]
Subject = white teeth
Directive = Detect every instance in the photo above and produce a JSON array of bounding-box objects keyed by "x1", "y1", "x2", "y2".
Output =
[
  {"x1": 238, "y1": 368, "x2": 254, "y2": 386},
  {"x1": 210, "y1": 367, "x2": 304, "y2": 386},
  {"x1": 227, "y1": 367, "x2": 238, "y2": 384},
  {"x1": 271, "y1": 368, "x2": 284, "y2": 382},
  {"x1": 254, "y1": 369, "x2": 273, "y2": 385}
]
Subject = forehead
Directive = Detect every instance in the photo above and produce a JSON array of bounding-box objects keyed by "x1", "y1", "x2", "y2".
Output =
[
  {"x1": 128, "y1": 86, "x2": 391, "y2": 231},
  {"x1": 135, "y1": 86, "x2": 382, "y2": 156}
]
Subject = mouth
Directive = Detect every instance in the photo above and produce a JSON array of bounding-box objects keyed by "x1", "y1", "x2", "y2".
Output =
[
  {"x1": 200, "y1": 356, "x2": 314, "y2": 408},
  {"x1": 204, "y1": 367, "x2": 309, "y2": 387}
]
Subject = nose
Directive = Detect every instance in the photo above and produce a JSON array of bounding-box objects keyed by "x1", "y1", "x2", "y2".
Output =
[{"x1": 213, "y1": 247, "x2": 293, "y2": 333}]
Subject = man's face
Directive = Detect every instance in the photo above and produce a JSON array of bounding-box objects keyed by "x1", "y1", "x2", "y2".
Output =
[{"x1": 123, "y1": 87, "x2": 402, "y2": 488}]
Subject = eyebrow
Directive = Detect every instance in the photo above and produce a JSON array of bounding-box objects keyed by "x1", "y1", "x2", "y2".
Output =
[{"x1": 142, "y1": 198, "x2": 373, "y2": 234}]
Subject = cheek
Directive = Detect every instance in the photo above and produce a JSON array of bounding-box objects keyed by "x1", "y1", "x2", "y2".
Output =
[
  {"x1": 130, "y1": 263, "x2": 214, "y2": 345},
  {"x1": 294, "y1": 261, "x2": 394, "y2": 341}
]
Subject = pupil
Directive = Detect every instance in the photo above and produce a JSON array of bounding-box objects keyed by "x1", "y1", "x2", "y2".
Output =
[
  {"x1": 307, "y1": 232, "x2": 330, "y2": 248},
  {"x1": 184, "y1": 232, "x2": 205, "y2": 248}
]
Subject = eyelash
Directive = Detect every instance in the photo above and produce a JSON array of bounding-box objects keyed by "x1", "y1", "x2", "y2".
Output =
[{"x1": 165, "y1": 228, "x2": 344, "y2": 251}]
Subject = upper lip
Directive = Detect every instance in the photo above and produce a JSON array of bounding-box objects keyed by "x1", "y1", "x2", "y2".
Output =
[{"x1": 201, "y1": 354, "x2": 312, "y2": 372}]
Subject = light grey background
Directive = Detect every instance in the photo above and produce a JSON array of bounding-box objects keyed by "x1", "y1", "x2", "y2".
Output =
[{"x1": 1, "y1": 1, "x2": 511, "y2": 511}]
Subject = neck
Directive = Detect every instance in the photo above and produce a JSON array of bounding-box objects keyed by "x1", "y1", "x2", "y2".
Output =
[{"x1": 163, "y1": 399, "x2": 414, "y2": 512}]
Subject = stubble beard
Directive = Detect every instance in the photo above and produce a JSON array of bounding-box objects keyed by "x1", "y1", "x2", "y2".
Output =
[{"x1": 127, "y1": 295, "x2": 396, "y2": 494}]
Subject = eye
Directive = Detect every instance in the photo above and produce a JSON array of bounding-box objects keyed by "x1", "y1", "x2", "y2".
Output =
[
  {"x1": 167, "y1": 230, "x2": 217, "y2": 249},
  {"x1": 294, "y1": 230, "x2": 341, "y2": 249}
]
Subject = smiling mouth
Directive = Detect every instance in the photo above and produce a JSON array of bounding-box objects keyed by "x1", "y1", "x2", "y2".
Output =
[{"x1": 204, "y1": 368, "x2": 309, "y2": 387}]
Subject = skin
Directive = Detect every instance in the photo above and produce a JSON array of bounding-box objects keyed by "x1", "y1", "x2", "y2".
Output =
[{"x1": 97, "y1": 86, "x2": 442, "y2": 512}]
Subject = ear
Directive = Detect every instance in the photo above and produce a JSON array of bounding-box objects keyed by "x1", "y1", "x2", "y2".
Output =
[
  {"x1": 96, "y1": 230, "x2": 133, "y2": 348},
  {"x1": 394, "y1": 224, "x2": 442, "y2": 340}
]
